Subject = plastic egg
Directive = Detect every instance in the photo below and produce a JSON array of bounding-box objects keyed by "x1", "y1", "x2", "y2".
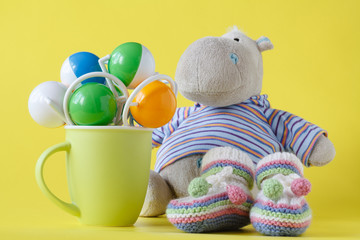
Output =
[
  {"x1": 108, "y1": 42, "x2": 155, "y2": 89},
  {"x1": 130, "y1": 80, "x2": 176, "y2": 128},
  {"x1": 68, "y1": 83, "x2": 117, "y2": 125},
  {"x1": 60, "y1": 52, "x2": 106, "y2": 87},
  {"x1": 28, "y1": 81, "x2": 67, "y2": 128}
]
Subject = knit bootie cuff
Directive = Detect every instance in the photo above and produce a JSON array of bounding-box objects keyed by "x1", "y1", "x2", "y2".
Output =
[
  {"x1": 256, "y1": 152, "x2": 304, "y2": 189},
  {"x1": 200, "y1": 147, "x2": 255, "y2": 189}
]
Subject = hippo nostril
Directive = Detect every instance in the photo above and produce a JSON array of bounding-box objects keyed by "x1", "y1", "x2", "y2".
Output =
[{"x1": 230, "y1": 53, "x2": 239, "y2": 64}]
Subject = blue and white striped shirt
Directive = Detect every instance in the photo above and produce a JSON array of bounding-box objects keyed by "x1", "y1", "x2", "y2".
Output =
[{"x1": 152, "y1": 95, "x2": 327, "y2": 172}]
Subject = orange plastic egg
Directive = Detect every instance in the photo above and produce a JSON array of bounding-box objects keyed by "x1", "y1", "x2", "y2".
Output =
[{"x1": 130, "y1": 80, "x2": 176, "y2": 128}]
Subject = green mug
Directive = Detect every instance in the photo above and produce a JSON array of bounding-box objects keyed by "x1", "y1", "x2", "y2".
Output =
[{"x1": 35, "y1": 126, "x2": 153, "y2": 226}]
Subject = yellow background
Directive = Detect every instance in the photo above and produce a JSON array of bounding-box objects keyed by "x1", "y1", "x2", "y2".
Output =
[{"x1": 1, "y1": 0, "x2": 359, "y2": 239}]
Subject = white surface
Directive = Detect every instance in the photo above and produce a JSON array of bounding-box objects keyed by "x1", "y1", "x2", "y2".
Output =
[
  {"x1": 28, "y1": 81, "x2": 67, "y2": 128},
  {"x1": 129, "y1": 45, "x2": 156, "y2": 89},
  {"x1": 60, "y1": 57, "x2": 77, "y2": 87}
]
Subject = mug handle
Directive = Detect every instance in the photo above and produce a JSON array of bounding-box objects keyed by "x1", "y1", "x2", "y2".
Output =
[{"x1": 35, "y1": 142, "x2": 80, "y2": 217}]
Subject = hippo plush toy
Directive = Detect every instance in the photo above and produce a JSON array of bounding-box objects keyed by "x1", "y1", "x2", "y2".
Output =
[{"x1": 140, "y1": 27, "x2": 335, "y2": 236}]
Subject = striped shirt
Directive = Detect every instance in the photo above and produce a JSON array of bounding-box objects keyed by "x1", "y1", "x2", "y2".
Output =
[{"x1": 152, "y1": 95, "x2": 327, "y2": 172}]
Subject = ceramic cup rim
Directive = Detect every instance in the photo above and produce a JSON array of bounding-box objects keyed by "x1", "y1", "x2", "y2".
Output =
[{"x1": 65, "y1": 125, "x2": 153, "y2": 132}]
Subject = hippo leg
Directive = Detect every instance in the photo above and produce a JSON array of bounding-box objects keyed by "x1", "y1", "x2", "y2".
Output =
[
  {"x1": 160, "y1": 154, "x2": 203, "y2": 198},
  {"x1": 140, "y1": 154, "x2": 203, "y2": 216},
  {"x1": 140, "y1": 170, "x2": 174, "y2": 217}
]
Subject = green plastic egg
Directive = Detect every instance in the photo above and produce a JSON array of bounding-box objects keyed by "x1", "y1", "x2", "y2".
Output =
[
  {"x1": 68, "y1": 83, "x2": 117, "y2": 125},
  {"x1": 108, "y1": 42, "x2": 155, "y2": 89}
]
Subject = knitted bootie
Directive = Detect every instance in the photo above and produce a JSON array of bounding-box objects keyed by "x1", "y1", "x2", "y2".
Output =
[
  {"x1": 166, "y1": 147, "x2": 255, "y2": 233},
  {"x1": 250, "y1": 152, "x2": 312, "y2": 236}
]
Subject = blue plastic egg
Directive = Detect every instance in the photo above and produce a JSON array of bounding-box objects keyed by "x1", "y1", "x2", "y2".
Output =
[{"x1": 60, "y1": 52, "x2": 106, "y2": 87}]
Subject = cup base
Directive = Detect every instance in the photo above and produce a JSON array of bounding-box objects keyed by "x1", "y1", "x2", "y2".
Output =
[{"x1": 77, "y1": 217, "x2": 137, "y2": 227}]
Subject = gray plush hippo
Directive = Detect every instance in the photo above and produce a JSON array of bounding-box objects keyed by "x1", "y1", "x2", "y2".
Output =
[{"x1": 140, "y1": 27, "x2": 335, "y2": 236}]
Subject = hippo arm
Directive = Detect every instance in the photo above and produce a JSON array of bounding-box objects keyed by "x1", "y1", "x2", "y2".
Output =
[{"x1": 308, "y1": 135, "x2": 336, "y2": 166}]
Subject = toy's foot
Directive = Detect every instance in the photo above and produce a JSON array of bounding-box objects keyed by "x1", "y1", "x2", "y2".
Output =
[
  {"x1": 166, "y1": 147, "x2": 255, "y2": 233},
  {"x1": 250, "y1": 152, "x2": 312, "y2": 236}
]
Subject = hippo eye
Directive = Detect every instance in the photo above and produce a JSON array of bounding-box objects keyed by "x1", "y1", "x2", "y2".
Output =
[
  {"x1": 234, "y1": 38, "x2": 239, "y2": 42},
  {"x1": 230, "y1": 53, "x2": 239, "y2": 64}
]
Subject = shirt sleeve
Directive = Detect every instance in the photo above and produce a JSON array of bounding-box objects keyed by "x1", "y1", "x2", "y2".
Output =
[
  {"x1": 152, "y1": 106, "x2": 197, "y2": 148},
  {"x1": 264, "y1": 108, "x2": 328, "y2": 167}
]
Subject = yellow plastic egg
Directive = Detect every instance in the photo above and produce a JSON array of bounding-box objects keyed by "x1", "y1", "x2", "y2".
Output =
[{"x1": 130, "y1": 80, "x2": 176, "y2": 128}]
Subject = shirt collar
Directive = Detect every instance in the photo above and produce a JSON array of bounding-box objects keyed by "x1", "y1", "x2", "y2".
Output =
[
  {"x1": 195, "y1": 94, "x2": 270, "y2": 108},
  {"x1": 242, "y1": 94, "x2": 270, "y2": 108}
]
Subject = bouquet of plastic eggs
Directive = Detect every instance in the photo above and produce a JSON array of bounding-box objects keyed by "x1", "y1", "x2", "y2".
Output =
[{"x1": 28, "y1": 42, "x2": 177, "y2": 128}]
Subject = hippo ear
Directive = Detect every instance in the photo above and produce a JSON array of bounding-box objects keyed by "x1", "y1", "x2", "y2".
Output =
[{"x1": 256, "y1": 36, "x2": 274, "y2": 52}]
